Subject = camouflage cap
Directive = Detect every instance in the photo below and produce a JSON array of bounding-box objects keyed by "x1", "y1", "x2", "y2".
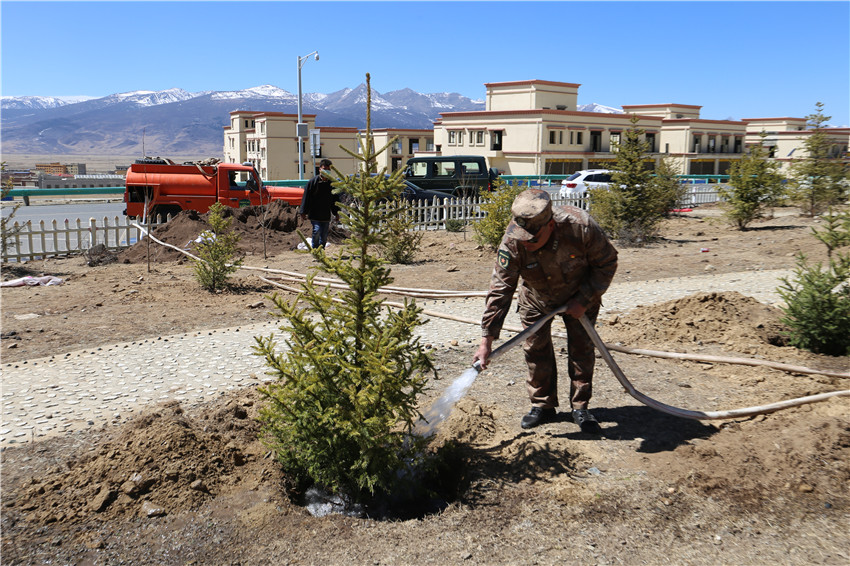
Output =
[{"x1": 506, "y1": 189, "x2": 553, "y2": 241}]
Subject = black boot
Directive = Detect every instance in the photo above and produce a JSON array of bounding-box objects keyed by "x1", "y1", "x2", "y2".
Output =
[
  {"x1": 572, "y1": 409, "x2": 601, "y2": 434},
  {"x1": 520, "y1": 407, "x2": 556, "y2": 429}
]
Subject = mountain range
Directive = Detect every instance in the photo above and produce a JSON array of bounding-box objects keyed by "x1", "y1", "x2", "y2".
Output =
[{"x1": 1, "y1": 85, "x2": 622, "y2": 157}]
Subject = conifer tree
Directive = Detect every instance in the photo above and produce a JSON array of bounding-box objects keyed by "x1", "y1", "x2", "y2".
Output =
[
  {"x1": 778, "y1": 209, "x2": 850, "y2": 356},
  {"x1": 720, "y1": 131, "x2": 786, "y2": 230},
  {"x1": 254, "y1": 74, "x2": 434, "y2": 501},
  {"x1": 192, "y1": 201, "x2": 242, "y2": 291},
  {"x1": 590, "y1": 115, "x2": 681, "y2": 244},
  {"x1": 788, "y1": 102, "x2": 848, "y2": 216}
]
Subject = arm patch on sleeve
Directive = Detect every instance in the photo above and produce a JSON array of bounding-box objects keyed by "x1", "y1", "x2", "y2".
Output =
[{"x1": 497, "y1": 249, "x2": 510, "y2": 269}]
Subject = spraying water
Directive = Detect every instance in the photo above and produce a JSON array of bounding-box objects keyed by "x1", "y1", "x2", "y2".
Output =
[{"x1": 413, "y1": 366, "x2": 481, "y2": 437}]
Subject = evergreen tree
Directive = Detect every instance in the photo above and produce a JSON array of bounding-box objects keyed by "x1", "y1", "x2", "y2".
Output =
[
  {"x1": 720, "y1": 131, "x2": 786, "y2": 230},
  {"x1": 590, "y1": 114, "x2": 680, "y2": 244},
  {"x1": 192, "y1": 202, "x2": 243, "y2": 292},
  {"x1": 788, "y1": 102, "x2": 848, "y2": 216},
  {"x1": 254, "y1": 74, "x2": 434, "y2": 501},
  {"x1": 778, "y1": 209, "x2": 850, "y2": 356}
]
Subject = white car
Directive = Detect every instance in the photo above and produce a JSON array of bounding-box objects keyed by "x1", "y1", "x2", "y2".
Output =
[{"x1": 559, "y1": 169, "x2": 614, "y2": 198}]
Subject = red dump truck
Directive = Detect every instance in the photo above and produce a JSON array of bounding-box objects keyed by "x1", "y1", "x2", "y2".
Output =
[{"x1": 123, "y1": 158, "x2": 304, "y2": 219}]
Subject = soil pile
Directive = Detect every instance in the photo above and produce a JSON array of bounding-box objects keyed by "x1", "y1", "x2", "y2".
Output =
[
  {"x1": 664, "y1": 407, "x2": 850, "y2": 498},
  {"x1": 606, "y1": 291, "x2": 790, "y2": 350},
  {"x1": 11, "y1": 391, "x2": 282, "y2": 528},
  {"x1": 120, "y1": 202, "x2": 347, "y2": 264}
]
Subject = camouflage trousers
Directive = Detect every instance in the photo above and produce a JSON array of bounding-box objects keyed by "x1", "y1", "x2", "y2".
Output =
[{"x1": 518, "y1": 301, "x2": 600, "y2": 411}]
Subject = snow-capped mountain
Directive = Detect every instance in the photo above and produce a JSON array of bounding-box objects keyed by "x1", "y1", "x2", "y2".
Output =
[
  {"x1": 0, "y1": 95, "x2": 95, "y2": 110},
  {"x1": 99, "y1": 88, "x2": 201, "y2": 107},
  {"x1": 578, "y1": 103, "x2": 623, "y2": 114},
  {"x1": 0, "y1": 85, "x2": 620, "y2": 157}
]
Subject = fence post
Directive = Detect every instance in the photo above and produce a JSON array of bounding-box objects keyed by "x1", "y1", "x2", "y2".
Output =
[
  {"x1": 63, "y1": 218, "x2": 71, "y2": 256},
  {"x1": 25, "y1": 220, "x2": 34, "y2": 261},
  {"x1": 89, "y1": 218, "x2": 98, "y2": 251}
]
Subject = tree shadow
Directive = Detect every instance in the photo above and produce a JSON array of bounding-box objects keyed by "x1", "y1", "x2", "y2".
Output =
[{"x1": 456, "y1": 430, "x2": 580, "y2": 506}]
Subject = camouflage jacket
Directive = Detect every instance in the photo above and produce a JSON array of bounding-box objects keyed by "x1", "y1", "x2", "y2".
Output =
[{"x1": 481, "y1": 205, "x2": 618, "y2": 338}]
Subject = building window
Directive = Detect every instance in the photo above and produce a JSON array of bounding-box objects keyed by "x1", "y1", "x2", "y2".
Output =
[
  {"x1": 457, "y1": 131, "x2": 464, "y2": 145},
  {"x1": 448, "y1": 131, "x2": 457, "y2": 144},
  {"x1": 409, "y1": 139, "x2": 419, "y2": 153},
  {"x1": 476, "y1": 130, "x2": 484, "y2": 145},
  {"x1": 646, "y1": 133, "x2": 656, "y2": 152},
  {"x1": 550, "y1": 131, "x2": 557, "y2": 144},
  {"x1": 491, "y1": 130, "x2": 503, "y2": 151},
  {"x1": 576, "y1": 132, "x2": 583, "y2": 145},
  {"x1": 590, "y1": 131, "x2": 601, "y2": 152},
  {"x1": 610, "y1": 132, "x2": 620, "y2": 151}
]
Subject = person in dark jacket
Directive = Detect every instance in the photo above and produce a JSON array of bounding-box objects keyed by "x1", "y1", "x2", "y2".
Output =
[
  {"x1": 473, "y1": 189, "x2": 618, "y2": 433},
  {"x1": 299, "y1": 159, "x2": 338, "y2": 249}
]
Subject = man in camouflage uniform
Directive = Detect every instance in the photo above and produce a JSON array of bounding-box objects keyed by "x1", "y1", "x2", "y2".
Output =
[{"x1": 473, "y1": 189, "x2": 618, "y2": 432}]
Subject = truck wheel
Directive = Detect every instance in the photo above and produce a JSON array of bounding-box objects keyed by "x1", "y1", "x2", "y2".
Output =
[{"x1": 152, "y1": 205, "x2": 181, "y2": 221}]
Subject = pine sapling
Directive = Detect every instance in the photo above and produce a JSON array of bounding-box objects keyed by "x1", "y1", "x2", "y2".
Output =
[
  {"x1": 254, "y1": 74, "x2": 435, "y2": 502},
  {"x1": 192, "y1": 202, "x2": 243, "y2": 292}
]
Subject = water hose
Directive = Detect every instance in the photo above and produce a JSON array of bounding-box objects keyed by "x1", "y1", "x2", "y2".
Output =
[{"x1": 578, "y1": 314, "x2": 850, "y2": 420}]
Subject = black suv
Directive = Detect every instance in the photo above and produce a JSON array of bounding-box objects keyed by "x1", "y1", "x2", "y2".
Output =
[{"x1": 404, "y1": 155, "x2": 499, "y2": 197}]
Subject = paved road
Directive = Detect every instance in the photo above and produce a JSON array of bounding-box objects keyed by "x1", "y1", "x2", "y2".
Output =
[{"x1": 0, "y1": 269, "x2": 791, "y2": 448}]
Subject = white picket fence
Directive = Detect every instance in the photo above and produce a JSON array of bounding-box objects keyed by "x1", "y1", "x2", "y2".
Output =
[
  {"x1": 1, "y1": 186, "x2": 720, "y2": 263},
  {"x1": 1, "y1": 216, "x2": 167, "y2": 263}
]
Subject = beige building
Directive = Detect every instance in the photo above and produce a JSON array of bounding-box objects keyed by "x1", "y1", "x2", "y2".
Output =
[
  {"x1": 224, "y1": 80, "x2": 848, "y2": 181},
  {"x1": 368, "y1": 129, "x2": 435, "y2": 172},
  {"x1": 742, "y1": 117, "x2": 850, "y2": 172},
  {"x1": 434, "y1": 80, "x2": 750, "y2": 176},
  {"x1": 223, "y1": 111, "x2": 360, "y2": 179}
]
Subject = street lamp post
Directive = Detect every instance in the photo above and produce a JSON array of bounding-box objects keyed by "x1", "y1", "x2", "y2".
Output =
[{"x1": 297, "y1": 51, "x2": 319, "y2": 180}]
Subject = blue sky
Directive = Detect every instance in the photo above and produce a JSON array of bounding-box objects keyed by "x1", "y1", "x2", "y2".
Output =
[{"x1": 2, "y1": 1, "x2": 848, "y2": 125}]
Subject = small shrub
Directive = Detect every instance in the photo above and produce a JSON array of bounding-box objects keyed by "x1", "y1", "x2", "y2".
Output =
[
  {"x1": 381, "y1": 198, "x2": 422, "y2": 264},
  {"x1": 778, "y1": 210, "x2": 850, "y2": 356},
  {"x1": 192, "y1": 202, "x2": 243, "y2": 292},
  {"x1": 472, "y1": 181, "x2": 524, "y2": 249},
  {"x1": 445, "y1": 218, "x2": 466, "y2": 233}
]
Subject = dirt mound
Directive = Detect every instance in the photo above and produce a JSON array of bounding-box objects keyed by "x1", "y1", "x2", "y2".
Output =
[
  {"x1": 10, "y1": 390, "x2": 280, "y2": 527},
  {"x1": 119, "y1": 202, "x2": 348, "y2": 264},
  {"x1": 606, "y1": 291, "x2": 790, "y2": 350},
  {"x1": 647, "y1": 404, "x2": 850, "y2": 503}
]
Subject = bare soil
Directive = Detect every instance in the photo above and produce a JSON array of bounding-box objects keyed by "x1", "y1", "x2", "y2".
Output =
[{"x1": 2, "y1": 204, "x2": 849, "y2": 565}]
